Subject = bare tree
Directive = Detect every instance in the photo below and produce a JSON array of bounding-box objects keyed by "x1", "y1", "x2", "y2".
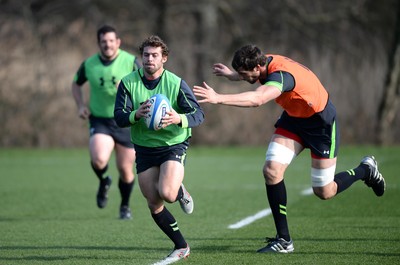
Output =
[{"x1": 377, "y1": 3, "x2": 400, "y2": 145}]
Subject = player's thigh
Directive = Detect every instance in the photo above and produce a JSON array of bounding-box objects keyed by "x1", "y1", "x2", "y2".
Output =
[
  {"x1": 270, "y1": 133, "x2": 304, "y2": 154},
  {"x1": 159, "y1": 160, "x2": 184, "y2": 202},
  {"x1": 115, "y1": 143, "x2": 135, "y2": 169},
  {"x1": 311, "y1": 157, "x2": 337, "y2": 199},
  {"x1": 263, "y1": 134, "x2": 303, "y2": 184},
  {"x1": 311, "y1": 157, "x2": 336, "y2": 170},
  {"x1": 89, "y1": 133, "x2": 115, "y2": 163},
  {"x1": 138, "y1": 167, "x2": 160, "y2": 201}
]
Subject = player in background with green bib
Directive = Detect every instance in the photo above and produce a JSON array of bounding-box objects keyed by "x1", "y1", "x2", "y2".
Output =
[
  {"x1": 114, "y1": 35, "x2": 204, "y2": 264},
  {"x1": 72, "y1": 25, "x2": 140, "y2": 220}
]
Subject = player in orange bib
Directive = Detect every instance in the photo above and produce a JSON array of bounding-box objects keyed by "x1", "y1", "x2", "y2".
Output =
[{"x1": 193, "y1": 44, "x2": 386, "y2": 253}]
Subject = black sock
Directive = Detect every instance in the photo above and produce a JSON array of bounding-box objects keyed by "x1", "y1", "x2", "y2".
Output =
[
  {"x1": 152, "y1": 207, "x2": 187, "y2": 249},
  {"x1": 358, "y1": 163, "x2": 371, "y2": 180},
  {"x1": 91, "y1": 162, "x2": 108, "y2": 181},
  {"x1": 266, "y1": 180, "x2": 290, "y2": 241},
  {"x1": 119, "y1": 178, "x2": 134, "y2": 207},
  {"x1": 334, "y1": 164, "x2": 369, "y2": 194},
  {"x1": 175, "y1": 186, "x2": 183, "y2": 201}
]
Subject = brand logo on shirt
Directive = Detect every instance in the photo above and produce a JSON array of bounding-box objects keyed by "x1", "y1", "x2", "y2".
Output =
[{"x1": 99, "y1": 76, "x2": 117, "y2": 86}]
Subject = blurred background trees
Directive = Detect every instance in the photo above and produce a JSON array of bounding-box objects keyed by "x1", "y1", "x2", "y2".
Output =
[{"x1": 0, "y1": 0, "x2": 398, "y2": 147}]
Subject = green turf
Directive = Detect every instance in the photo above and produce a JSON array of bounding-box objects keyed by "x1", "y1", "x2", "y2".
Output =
[{"x1": 0, "y1": 146, "x2": 399, "y2": 264}]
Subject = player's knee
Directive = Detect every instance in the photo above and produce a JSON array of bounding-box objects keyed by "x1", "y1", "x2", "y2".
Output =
[
  {"x1": 117, "y1": 168, "x2": 135, "y2": 182},
  {"x1": 264, "y1": 142, "x2": 295, "y2": 184},
  {"x1": 313, "y1": 183, "x2": 336, "y2": 200},
  {"x1": 314, "y1": 191, "x2": 335, "y2": 200},
  {"x1": 90, "y1": 149, "x2": 110, "y2": 169},
  {"x1": 263, "y1": 164, "x2": 285, "y2": 185},
  {"x1": 313, "y1": 188, "x2": 334, "y2": 200},
  {"x1": 121, "y1": 174, "x2": 135, "y2": 183},
  {"x1": 159, "y1": 189, "x2": 177, "y2": 203},
  {"x1": 148, "y1": 202, "x2": 163, "y2": 214},
  {"x1": 91, "y1": 159, "x2": 108, "y2": 170},
  {"x1": 311, "y1": 166, "x2": 336, "y2": 194},
  {"x1": 263, "y1": 166, "x2": 277, "y2": 184}
]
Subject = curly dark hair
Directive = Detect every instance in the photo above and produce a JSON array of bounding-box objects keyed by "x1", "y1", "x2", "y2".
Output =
[
  {"x1": 139, "y1": 35, "x2": 169, "y2": 57},
  {"x1": 231, "y1": 45, "x2": 267, "y2": 71}
]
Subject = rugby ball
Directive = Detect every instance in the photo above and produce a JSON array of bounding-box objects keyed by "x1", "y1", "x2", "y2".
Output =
[{"x1": 144, "y1": 94, "x2": 171, "y2": 130}]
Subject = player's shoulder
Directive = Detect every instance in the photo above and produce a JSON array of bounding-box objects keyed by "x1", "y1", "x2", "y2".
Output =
[
  {"x1": 84, "y1": 53, "x2": 101, "y2": 66},
  {"x1": 121, "y1": 67, "x2": 140, "y2": 82},
  {"x1": 162, "y1": 69, "x2": 181, "y2": 82},
  {"x1": 267, "y1": 54, "x2": 293, "y2": 73},
  {"x1": 266, "y1": 54, "x2": 287, "y2": 64}
]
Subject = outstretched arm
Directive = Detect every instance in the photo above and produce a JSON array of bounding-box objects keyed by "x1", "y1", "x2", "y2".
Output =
[{"x1": 193, "y1": 82, "x2": 281, "y2": 108}]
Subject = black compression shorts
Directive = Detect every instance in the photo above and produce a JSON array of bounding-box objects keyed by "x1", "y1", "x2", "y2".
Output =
[
  {"x1": 89, "y1": 116, "x2": 134, "y2": 148},
  {"x1": 274, "y1": 100, "x2": 340, "y2": 159},
  {"x1": 134, "y1": 141, "x2": 189, "y2": 174}
]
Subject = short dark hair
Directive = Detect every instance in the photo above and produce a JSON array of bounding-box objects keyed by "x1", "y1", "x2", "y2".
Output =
[
  {"x1": 139, "y1": 35, "x2": 169, "y2": 57},
  {"x1": 97, "y1": 25, "x2": 118, "y2": 43},
  {"x1": 231, "y1": 45, "x2": 267, "y2": 71}
]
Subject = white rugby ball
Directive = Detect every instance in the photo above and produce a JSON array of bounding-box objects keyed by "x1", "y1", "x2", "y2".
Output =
[{"x1": 145, "y1": 94, "x2": 171, "y2": 130}]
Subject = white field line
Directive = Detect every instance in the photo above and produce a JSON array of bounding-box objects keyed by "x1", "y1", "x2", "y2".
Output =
[
  {"x1": 228, "y1": 187, "x2": 314, "y2": 229},
  {"x1": 228, "y1": 209, "x2": 272, "y2": 229}
]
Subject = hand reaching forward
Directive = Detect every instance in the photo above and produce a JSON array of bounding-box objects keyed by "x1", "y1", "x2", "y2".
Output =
[
  {"x1": 193, "y1": 82, "x2": 219, "y2": 104},
  {"x1": 213, "y1": 63, "x2": 240, "y2": 81}
]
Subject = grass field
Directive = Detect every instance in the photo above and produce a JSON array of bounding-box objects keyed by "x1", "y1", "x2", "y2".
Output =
[{"x1": 0, "y1": 146, "x2": 399, "y2": 265}]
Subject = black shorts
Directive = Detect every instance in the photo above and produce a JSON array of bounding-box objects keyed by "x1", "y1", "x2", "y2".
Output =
[
  {"x1": 274, "y1": 100, "x2": 340, "y2": 159},
  {"x1": 134, "y1": 141, "x2": 189, "y2": 174},
  {"x1": 89, "y1": 116, "x2": 134, "y2": 148}
]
